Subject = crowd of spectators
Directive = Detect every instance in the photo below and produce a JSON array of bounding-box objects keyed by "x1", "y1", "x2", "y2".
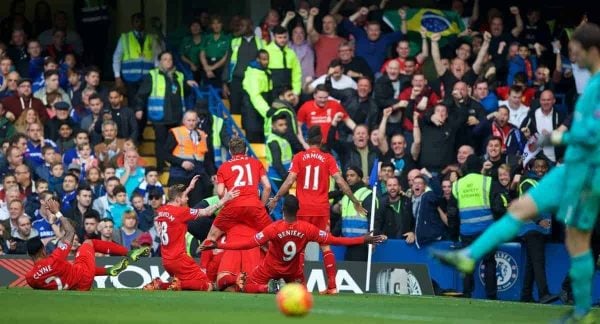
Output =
[{"x1": 0, "y1": 0, "x2": 597, "y2": 302}]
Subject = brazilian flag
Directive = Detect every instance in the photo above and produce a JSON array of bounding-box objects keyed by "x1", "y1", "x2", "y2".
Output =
[{"x1": 383, "y1": 8, "x2": 466, "y2": 55}]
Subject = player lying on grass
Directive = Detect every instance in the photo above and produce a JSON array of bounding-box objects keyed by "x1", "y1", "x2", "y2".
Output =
[
  {"x1": 26, "y1": 199, "x2": 150, "y2": 290},
  {"x1": 201, "y1": 194, "x2": 387, "y2": 293},
  {"x1": 144, "y1": 176, "x2": 240, "y2": 291}
]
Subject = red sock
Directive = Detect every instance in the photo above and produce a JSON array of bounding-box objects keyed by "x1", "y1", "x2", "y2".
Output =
[
  {"x1": 91, "y1": 240, "x2": 128, "y2": 256},
  {"x1": 323, "y1": 251, "x2": 337, "y2": 290},
  {"x1": 157, "y1": 281, "x2": 171, "y2": 290},
  {"x1": 199, "y1": 249, "x2": 212, "y2": 271},
  {"x1": 244, "y1": 283, "x2": 268, "y2": 293},
  {"x1": 95, "y1": 267, "x2": 107, "y2": 276},
  {"x1": 180, "y1": 279, "x2": 212, "y2": 291},
  {"x1": 217, "y1": 274, "x2": 237, "y2": 290}
]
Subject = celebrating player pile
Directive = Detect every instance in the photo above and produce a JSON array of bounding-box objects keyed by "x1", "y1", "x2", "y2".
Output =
[{"x1": 203, "y1": 194, "x2": 387, "y2": 293}]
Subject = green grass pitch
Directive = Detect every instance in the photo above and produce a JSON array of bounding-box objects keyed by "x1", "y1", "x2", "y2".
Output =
[{"x1": 2, "y1": 288, "x2": 595, "y2": 323}]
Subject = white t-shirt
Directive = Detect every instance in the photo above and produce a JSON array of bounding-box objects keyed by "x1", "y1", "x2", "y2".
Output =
[
  {"x1": 499, "y1": 100, "x2": 530, "y2": 127},
  {"x1": 310, "y1": 74, "x2": 357, "y2": 91},
  {"x1": 535, "y1": 108, "x2": 556, "y2": 162},
  {"x1": 572, "y1": 63, "x2": 591, "y2": 95}
]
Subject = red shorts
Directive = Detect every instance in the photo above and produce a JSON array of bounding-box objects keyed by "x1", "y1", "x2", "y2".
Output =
[
  {"x1": 248, "y1": 263, "x2": 304, "y2": 285},
  {"x1": 213, "y1": 205, "x2": 272, "y2": 233},
  {"x1": 163, "y1": 254, "x2": 208, "y2": 282},
  {"x1": 72, "y1": 243, "x2": 96, "y2": 291},
  {"x1": 297, "y1": 216, "x2": 330, "y2": 231},
  {"x1": 218, "y1": 248, "x2": 262, "y2": 276}
]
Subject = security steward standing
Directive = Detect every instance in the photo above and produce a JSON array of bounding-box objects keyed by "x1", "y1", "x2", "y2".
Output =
[
  {"x1": 165, "y1": 110, "x2": 214, "y2": 207},
  {"x1": 135, "y1": 51, "x2": 198, "y2": 171},
  {"x1": 333, "y1": 166, "x2": 376, "y2": 261},
  {"x1": 448, "y1": 154, "x2": 506, "y2": 299},
  {"x1": 242, "y1": 49, "x2": 272, "y2": 143}
]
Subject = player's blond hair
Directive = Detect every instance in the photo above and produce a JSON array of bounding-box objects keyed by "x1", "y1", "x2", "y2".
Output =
[
  {"x1": 167, "y1": 184, "x2": 186, "y2": 202},
  {"x1": 228, "y1": 137, "x2": 246, "y2": 155}
]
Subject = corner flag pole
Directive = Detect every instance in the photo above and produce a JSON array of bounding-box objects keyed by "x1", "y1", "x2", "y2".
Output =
[
  {"x1": 365, "y1": 183, "x2": 377, "y2": 292},
  {"x1": 365, "y1": 159, "x2": 379, "y2": 292}
]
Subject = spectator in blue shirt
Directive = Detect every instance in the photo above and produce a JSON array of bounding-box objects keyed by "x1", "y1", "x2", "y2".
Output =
[
  {"x1": 116, "y1": 149, "x2": 145, "y2": 199},
  {"x1": 341, "y1": 7, "x2": 406, "y2": 74},
  {"x1": 25, "y1": 121, "x2": 57, "y2": 169},
  {"x1": 31, "y1": 191, "x2": 59, "y2": 245}
]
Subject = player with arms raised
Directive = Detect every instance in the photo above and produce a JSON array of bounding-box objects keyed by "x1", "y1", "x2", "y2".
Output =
[
  {"x1": 144, "y1": 176, "x2": 239, "y2": 291},
  {"x1": 26, "y1": 199, "x2": 150, "y2": 290},
  {"x1": 201, "y1": 137, "x2": 273, "y2": 249},
  {"x1": 268, "y1": 126, "x2": 368, "y2": 294},
  {"x1": 203, "y1": 195, "x2": 386, "y2": 293}
]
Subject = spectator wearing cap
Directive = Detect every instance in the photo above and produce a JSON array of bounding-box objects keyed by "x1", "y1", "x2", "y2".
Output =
[
  {"x1": 1, "y1": 78, "x2": 48, "y2": 122},
  {"x1": 44, "y1": 101, "x2": 78, "y2": 142},
  {"x1": 136, "y1": 232, "x2": 156, "y2": 256}
]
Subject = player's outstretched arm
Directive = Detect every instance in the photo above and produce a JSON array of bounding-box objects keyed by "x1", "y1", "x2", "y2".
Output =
[
  {"x1": 321, "y1": 232, "x2": 387, "y2": 246},
  {"x1": 194, "y1": 188, "x2": 241, "y2": 218},
  {"x1": 268, "y1": 172, "x2": 297, "y2": 210},
  {"x1": 333, "y1": 172, "x2": 368, "y2": 215}
]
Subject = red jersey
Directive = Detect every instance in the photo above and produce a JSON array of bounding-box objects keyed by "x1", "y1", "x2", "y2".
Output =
[
  {"x1": 26, "y1": 241, "x2": 75, "y2": 290},
  {"x1": 218, "y1": 220, "x2": 363, "y2": 276},
  {"x1": 155, "y1": 204, "x2": 202, "y2": 260},
  {"x1": 297, "y1": 99, "x2": 348, "y2": 144},
  {"x1": 217, "y1": 154, "x2": 265, "y2": 207},
  {"x1": 289, "y1": 148, "x2": 339, "y2": 216}
]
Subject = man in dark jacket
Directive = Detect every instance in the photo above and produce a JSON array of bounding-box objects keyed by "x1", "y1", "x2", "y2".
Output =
[
  {"x1": 327, "y1": 122, "x2": 379, "y2": 184},
  {"x1": 473, "y1": 105, "x2": 526, "y2": 157},
  {"x1": 447, "y1": 81, "x2": 488, "y2": 154},
  {"x1": 328, "y1": 77, "x2": 379, "y2": 143},
  {"x1": 520, "y1": 90, "x2": 566, "y2": 163},
  {"x1": 106, "y1": 88, "x2": 138, "y2": 142},
  {"x1": 410, "y1": 175, "x2": 447, "y2": 248},
  {"x1": 419, "y1": 103, "x2": 467, "y2": 173},
  {"x1": 375, "y1": 176, "x2": 414, "y2": 240}
]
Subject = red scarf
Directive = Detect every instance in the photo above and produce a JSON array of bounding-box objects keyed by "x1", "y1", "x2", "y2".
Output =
[
  {"x1": 491, "y1": 122, "x2": 511, "y2": 151},
  {"x1": 524, "y1": 58, "x2": 533, "y2": 81},
  {"x1": 261, "y1": 23, "x2": 270, "y2": 43}
]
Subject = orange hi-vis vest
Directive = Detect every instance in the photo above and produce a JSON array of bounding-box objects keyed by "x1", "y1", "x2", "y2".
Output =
[{"x1": 170, "y1": 126, "x2": 208, "y2": 160}]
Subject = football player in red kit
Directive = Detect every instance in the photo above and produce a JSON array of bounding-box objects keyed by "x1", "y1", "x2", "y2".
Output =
[
  {"x1": 267, "y1": 126, "x2": 368, "y2": 294},
  {"x1": 203, "y1": 195, "x2": 386, "y2": 293},
  {"x1": 26, "y1": 199, "x2": 150, "y2": 290},
  {"x1": 201, "y1": 137, "x2": 273, "y2": 248},
  {"x1": 144, "y1": 176, "x2": 240, "y2": 291},
  {"x1": 214, "y1": 225, "x2": 263, "y2": 291}
]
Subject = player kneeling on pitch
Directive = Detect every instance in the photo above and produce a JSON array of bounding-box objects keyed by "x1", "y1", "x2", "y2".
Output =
[
  {"x1": 26, "y1": 199, "x2": 150, "y2": 290},
  {"x1": 201, "y1": 194, "x2": 387, "y2": 293}
]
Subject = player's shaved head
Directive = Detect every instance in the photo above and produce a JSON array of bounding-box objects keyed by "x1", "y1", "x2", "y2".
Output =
[
  {"x1": 283, "y1": 194, "x2": 299, "y2": 221},
  {"x1": 228, "y1": 137, "x2": 246, "y2": 155}
]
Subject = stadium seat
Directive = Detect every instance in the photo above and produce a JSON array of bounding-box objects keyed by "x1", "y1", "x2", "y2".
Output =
[
  {"x1": 159, "y1": 172, "x2": 169, "y2": 185},
  {"x1": 231, "y1": 114, "x2": 242, "y2": 127},
  {"x1": 141, "y1": 156, "x2": 157, "y2": 166},
  {"x1": 143, "y1": 127, "x2": 155, "y2": 140},
  {"x1": 139, "y1": 141, "x2": 155, "y2": 156}
]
